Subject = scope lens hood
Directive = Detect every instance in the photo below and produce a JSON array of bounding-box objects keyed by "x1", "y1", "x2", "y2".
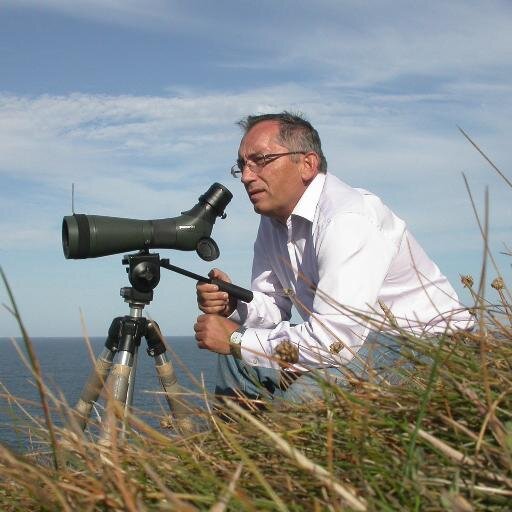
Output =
[{"x1": 62, "y1": 214, "x2": 89, "y2": 259}]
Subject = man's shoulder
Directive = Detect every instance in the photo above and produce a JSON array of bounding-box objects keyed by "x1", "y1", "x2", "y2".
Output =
[
  {"x1": 318, "y1": 173, "x2": 406, "y2": 238},
  {"x1": 318, "y1": 173, "x2": 366, "y2": 217}
]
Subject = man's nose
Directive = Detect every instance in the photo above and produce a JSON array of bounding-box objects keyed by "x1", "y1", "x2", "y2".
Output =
[{"x1": 241, "y1": 166, "x2": 257, "y2": 184}]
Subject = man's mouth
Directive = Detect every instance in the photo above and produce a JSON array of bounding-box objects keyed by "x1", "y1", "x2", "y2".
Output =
[{"x1": 248, "y1": 189, "x2": 265, "y2": 201}]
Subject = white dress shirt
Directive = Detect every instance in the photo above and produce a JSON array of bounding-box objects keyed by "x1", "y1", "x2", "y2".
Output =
[{"x1": 230, "y1": 173, "x2": 473, "y2": 370}]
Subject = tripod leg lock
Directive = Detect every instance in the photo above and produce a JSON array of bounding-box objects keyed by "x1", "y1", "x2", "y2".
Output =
[
  {"x1": 105, "y1": 317, "x2": 123, "y2": 352},
  {"x1": 145, "y1": 320, "x2": 166, "y2": 357},
  {"x1": 117, "y1": 316, "x2": 147, "y2": 353}
]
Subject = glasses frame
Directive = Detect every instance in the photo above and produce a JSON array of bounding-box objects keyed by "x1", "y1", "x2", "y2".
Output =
[{"x1": 230, "y1": 151, "x2": 306, "y2": 178}]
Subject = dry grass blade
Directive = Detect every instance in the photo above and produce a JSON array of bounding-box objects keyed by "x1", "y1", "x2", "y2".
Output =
[
  {"x1": 0, "y1": 266, "x2": 60, "y2": 471},
  {"x1": 458, "y1": 126, "x2": 512, "y2": 189},
  {"x1": 209, "y1": 462, "x2": 243, "y2": 512},
  {"x1": 142, "y1": 462, "x2": 199, "y2": 511},
  {"x1": 0, "y1": 444, "x2": 71, "y2": 511},
  {"x1": 475, "y1": 388, "x2": 510, "y2": 453},
  {"x1": 108, "y1": 421, "x2": 141, "y2": 512},
  {"x1": 413, "y1": 426, "x2": 476, "y2": 466},
  {"x1": 223, "y1": 398, "x2": 367, "y2": 511},
  {"x1": 0, "y1": 379, "x2": 44, "y2": 430},
  {"x1": 461, "y1": 175, "x2": 504, "y2": 302},
  {"x1": 215, "y1": 417, "x2": 289, "y2": 512}
]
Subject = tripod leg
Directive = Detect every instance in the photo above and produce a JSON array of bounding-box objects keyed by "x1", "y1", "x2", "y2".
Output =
[
  {"x1": 73, "y1": 348, "x2": 115, "y2": 431},
  {"x1": 146, "y1": 322, "x2": 197, "y2": 434},
  {"x1": 99, "y1": 349, "x2": 135, "y2": 443},
  {"x1": 154, "y1": 353, "x2": 197, "y2": 434},
  {"x1": 95, "y1": 311, "x2": 149, "y2": 444},
  {"x1": 106, "y1": 350, "x2": 134, "y2": 410},
  {"x1": 125, "y1": 344, "x2": 139, "y2": 414}
]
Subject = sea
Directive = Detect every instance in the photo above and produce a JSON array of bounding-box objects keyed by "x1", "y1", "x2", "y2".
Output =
[{"x1": 0, "y1": 336, "x2": 217, "y2": 451}]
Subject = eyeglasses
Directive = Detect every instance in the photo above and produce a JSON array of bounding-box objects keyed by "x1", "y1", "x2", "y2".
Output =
[{"x1": 230, "y1": 151, "x2": 306, "y2": 178}]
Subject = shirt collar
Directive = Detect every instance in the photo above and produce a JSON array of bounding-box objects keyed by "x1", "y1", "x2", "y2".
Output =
[{"x1": 291, "y1": 173, "x2": 326, "y2": 222}]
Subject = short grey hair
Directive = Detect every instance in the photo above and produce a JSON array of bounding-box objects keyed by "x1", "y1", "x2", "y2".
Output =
[{"x1": 237, "y1": 111, "x2": 327, "y2": 174}]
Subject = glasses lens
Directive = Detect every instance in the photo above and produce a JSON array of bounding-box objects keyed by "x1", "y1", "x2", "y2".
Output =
[{"x1": 252, "y1": 154, "x2": 267, "y2": 167}]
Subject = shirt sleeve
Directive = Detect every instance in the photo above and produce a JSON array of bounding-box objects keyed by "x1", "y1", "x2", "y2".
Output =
[{"x1": 238, "y1": 212, "x2": 402, "y2": 370}]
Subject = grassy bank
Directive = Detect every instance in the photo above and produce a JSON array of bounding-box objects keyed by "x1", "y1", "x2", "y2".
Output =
[{"x1": 0, "y1": 285, "x2": 510, "y2": 511}]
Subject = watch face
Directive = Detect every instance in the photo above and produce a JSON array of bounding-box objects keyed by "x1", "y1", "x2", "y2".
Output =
[
  {"x1": 229, "y1": 327, "x2": 245, "y2": 359},
  {"x1": 230, "y1": 332, "x2": 242, "y2": 345},
  {"x1": 230, "y1": 327, "x2": 245, "y2": 345}
]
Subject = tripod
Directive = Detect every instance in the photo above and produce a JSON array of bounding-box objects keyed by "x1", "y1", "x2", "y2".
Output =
[
  {"x1": 72, "y1": 250, "x2": 253, "y2": 439},
  {"x1": 73, "y1": 252, "x2": 196, "y2": 438}
]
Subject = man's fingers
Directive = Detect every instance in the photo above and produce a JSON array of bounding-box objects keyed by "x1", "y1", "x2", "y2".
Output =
[
  {"x1": 197, "y1": 270, "x2": 234, "y2": 318},
  {"x1": 196, "y1": 282, "x2": 219, "y2": 293},
  {"x1": 197, "y1": 289, "x2": 229, "y2": 306},
  {"x1": 196, "y1": 289, "x2": 226, "y2": 299},
  {"x1": 196, "y1": 282, "x2": 227, "y2": 303},
  {"x1": 198, "y1": 295, "x2": 228, "y2": 306},
  {"x1": 197, "y1": 298, "x2": 229, "y2": 312},
  {"x1": 208, "y1": 268, "x2": 231, "y2": 283}
]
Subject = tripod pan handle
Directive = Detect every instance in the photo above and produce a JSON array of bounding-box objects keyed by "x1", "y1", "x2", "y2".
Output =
[{"x1": 211, "y1": 278, "x2": 253, "y2": 303}]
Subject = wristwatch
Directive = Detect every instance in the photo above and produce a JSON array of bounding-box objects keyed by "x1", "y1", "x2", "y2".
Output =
[{"x1": 229, "y1": 326, "x2": 246, "y2": 359}]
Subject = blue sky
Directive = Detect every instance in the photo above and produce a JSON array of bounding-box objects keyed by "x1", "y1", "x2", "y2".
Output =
[{"x1": 1, "y1": 0, "x2": 511, "y2": 337}]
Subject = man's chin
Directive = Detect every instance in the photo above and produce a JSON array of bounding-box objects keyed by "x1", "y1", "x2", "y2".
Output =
[
  {"x1": 249, "y1": 196, "x2": 272, "y2": 216},
  {"x1": 252, "y1": 202, "x2": 269, "y2": 216}
]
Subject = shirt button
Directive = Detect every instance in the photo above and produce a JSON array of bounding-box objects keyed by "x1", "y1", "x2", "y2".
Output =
[{"x1": 251, "y1": 359, "x2": 258, "y2": 365}]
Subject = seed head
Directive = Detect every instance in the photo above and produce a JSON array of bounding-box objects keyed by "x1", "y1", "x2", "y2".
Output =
[
  {"x1": 461, "y1": 275, "x2": 474, "y2": 288},
  {"x1": 329, "y1": 341, "x2": 344, "y2": 354},
  {"x1": 491, "y1": 277, "x2": 504, "y2": 290},
  {"x1": 274, "y1": 340, "x2": 299, "y2": 364}
]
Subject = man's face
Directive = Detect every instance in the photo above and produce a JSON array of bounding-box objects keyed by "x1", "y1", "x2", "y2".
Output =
[{"x1": 238, "y1": 120, "x2": 307, "y2": 222}]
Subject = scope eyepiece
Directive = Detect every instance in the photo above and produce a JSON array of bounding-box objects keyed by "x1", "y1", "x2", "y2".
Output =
[{"x1": 199, "y1": 183, "x2": 232, "y2": 217}]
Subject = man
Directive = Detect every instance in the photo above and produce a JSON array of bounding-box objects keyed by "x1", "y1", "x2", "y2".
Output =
[{"x1": 194, "y1": 112, "x2": 472, "y2": 401}]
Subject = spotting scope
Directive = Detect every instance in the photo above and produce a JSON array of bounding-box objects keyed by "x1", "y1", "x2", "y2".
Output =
[{"x1": 62, "y1": 183, "x2": 232, "y2": 261}]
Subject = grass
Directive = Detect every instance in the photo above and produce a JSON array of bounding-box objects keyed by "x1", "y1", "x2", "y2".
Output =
[
  {"x1": 0, "y1": 277, "x2": 510, "y2": 511},
  {"x1": 0, "y1": 132, "x2": 510, "y2": 511}
]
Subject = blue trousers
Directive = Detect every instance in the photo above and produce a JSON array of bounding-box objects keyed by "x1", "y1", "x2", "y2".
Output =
[{"x1": 215, "y1": 332, "x2": 419, "y2": 403}]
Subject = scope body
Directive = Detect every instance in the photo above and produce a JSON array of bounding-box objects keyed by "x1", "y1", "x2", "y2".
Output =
[{"x1": 62, "y1": 183, "x2": 232, "y2": 259}]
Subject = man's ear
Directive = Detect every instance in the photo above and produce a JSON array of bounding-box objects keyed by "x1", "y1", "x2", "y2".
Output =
[{"x1": 300, "y1": 152, "x2": 320, "y2": 183}]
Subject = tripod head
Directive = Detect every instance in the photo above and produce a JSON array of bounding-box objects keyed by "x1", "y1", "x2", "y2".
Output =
[
  {"x1": 118, "y1": 251, "x2": 160, "y2": 306},
  {"x1": 123, "y1": 252, "x2": 160, "y2": 291},
  {"x1": 120, "y1": 250, "x2": 253, "y2": 308}
]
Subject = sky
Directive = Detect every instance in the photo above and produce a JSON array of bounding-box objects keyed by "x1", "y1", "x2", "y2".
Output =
[{"x1": 1, "y1": 0, "x2": 511, "y2": 338}]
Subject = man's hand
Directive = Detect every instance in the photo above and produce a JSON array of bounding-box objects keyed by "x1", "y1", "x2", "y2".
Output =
[
  {"x1": 196, "y1": 268, "x2": 237, "y2": 317},
  {"x1": 194, "y1": 314, "x2": 239, "y2": 355}
]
